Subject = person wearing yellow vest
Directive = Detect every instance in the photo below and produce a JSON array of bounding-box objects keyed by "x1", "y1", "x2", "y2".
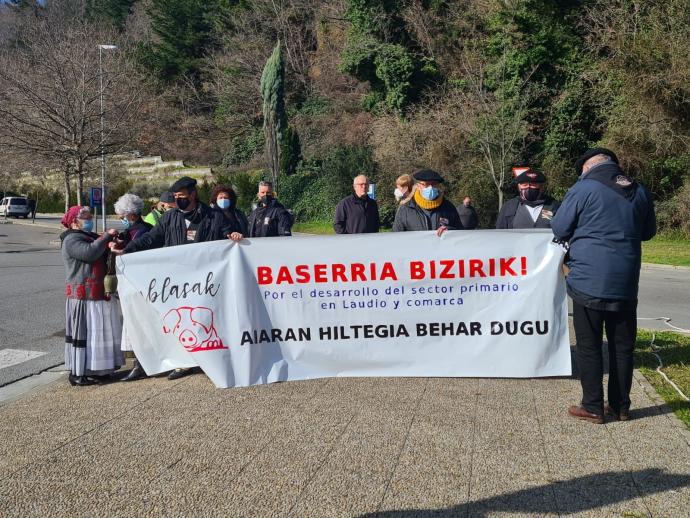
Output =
[
  {"x1": 143, "y1": 191, "x2": 176, "y2": 226},
  {"x1": 392, "y1": 169, "x2": 464, "y2": 234}
]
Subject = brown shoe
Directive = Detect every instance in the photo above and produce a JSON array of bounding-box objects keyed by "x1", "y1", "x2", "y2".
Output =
[
  {"x1": 568, "y1": 405, "x2": 604, "y2": 424},
  {"x1": 604, "y1": 405, "x2": 630, "y2": 421}
]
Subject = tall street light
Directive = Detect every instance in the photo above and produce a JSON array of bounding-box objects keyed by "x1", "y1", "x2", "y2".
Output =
[{"x1": 98, "y1": 44, "x2": 117, "y2": 231}]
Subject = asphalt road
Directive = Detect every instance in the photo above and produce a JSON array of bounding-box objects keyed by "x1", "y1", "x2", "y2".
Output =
[
  {"x1": 1, "y1": 217, "x2": 688, "y2": 387},
  {"x1": 0, "y1": 221, "x2": 66, "y2": 386}
]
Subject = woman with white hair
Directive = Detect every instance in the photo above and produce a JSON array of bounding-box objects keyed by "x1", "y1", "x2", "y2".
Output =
[{"x1": 112, "y1": 193, "x2": 152, "y2": 381}]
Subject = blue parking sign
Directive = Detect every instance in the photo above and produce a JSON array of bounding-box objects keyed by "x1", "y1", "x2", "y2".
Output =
[{"x1": 89, "y1": 187, "x2": 102, "y2": 207}]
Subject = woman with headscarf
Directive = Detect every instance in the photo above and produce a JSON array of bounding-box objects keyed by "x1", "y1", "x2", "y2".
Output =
[
  {"x1": 209, "y1": 184, "x2": 248, "y2": 240},
  {"x1": 112, "y1": 193, "x2": 152, "y2": 382},
  {"x1": 394, "y1": 174, "x2": 414, "y2": 205},
  {"x1": 60, "y1": 206, "x2": 123, "y2": 386}
]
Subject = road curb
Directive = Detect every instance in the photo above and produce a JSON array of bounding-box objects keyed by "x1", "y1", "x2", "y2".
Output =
[
  {"x1": 641, "y1": 262, "x2": 690, "y2": 271},
  {"x1": 633, "y1": 369, "x2": 690, "y2": 445},
  {"x1": 0, "y1": 365, "x2": 67, "y2": 407},
  {"x1": 9, "y1": 219, "x2": 62, "y2": 231}
]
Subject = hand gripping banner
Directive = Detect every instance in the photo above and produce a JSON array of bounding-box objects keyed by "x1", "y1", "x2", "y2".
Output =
[{"x1": 116, "y1": 230, "x2": 571, "y2": 388}]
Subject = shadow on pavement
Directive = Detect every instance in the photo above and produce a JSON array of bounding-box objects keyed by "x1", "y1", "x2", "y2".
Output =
[{"x1": 361, "y1": 469, "x2": 690, "y2": 517}]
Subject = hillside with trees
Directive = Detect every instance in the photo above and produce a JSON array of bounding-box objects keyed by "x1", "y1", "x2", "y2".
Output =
[{"x1": 0, "y1": 0, "x2": 688, "y2": 232}]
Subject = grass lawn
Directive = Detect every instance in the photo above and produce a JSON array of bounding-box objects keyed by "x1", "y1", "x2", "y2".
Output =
[
  {"x1": 642, "y1": 234, "x2": 690, "y2": 267},
  {"x1": 635, "y1": 330, "x2": 690, "y2": 428},
  {"x1": 292, "y1": 220, "x2": 335, "y2": 235}
]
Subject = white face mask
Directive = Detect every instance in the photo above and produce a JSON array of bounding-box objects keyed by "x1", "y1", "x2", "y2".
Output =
[{"x1": 394, "y1": 188, "x2": 405, "y2": 201}]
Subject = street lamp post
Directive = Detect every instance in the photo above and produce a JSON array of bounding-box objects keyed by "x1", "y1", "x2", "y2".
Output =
[{"x1": 98, "y1": 44, "x2": 117, "y2": 232}]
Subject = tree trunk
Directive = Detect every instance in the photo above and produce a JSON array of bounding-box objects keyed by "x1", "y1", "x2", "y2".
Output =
[
  {"x1": 498, "y1": 187, "x2": 504, "y2": 211},
  {"x1": 75, "y1": 162, "x2": 84, "y2": 206},
  {"x1": 63, "y1": 167, "x2": 72, "y2": 212}
]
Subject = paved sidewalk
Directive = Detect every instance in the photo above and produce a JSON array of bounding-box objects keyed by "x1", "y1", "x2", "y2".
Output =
[{"x1": 1, "y1": 357, "x2": 689, "y2": 517}]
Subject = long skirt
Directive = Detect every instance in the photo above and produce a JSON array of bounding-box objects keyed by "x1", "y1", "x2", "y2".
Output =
[{"x1": 64, "y1": 298, "x2": 124, "y2": 376}]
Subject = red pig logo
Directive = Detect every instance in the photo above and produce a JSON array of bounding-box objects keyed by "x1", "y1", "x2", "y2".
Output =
[{"x1": 162, "y1": 306, "x2": 227, "y2": 352}]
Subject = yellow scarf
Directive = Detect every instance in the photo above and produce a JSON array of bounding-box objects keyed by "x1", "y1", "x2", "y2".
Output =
[{"x1": 414, "y1": 189, "x2": 444, "y2": 210}]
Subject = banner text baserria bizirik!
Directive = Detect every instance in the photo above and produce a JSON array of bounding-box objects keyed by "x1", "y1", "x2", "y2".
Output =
[{"x1": 116, "y1": 230, "x2": 571, "y2": 389}]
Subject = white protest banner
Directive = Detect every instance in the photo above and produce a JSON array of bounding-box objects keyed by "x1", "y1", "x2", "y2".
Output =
[{"x1": 116, "y1": 230, "x2": 571, "y2": 388}]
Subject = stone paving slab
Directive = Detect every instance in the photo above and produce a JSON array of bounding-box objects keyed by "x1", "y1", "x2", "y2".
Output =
[{"x1": 1, "y1": 365, "x2": 689, "y2": 517}]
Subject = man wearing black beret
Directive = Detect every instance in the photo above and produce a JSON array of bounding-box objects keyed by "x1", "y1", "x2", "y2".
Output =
[
  {"x1": 392, "y1": 169, "x2": 463, "y2": 233},
  {"x1": 113, "y1": 175, "x2": 240, "y2": 380},
  {"x1": 552, "y1": 149, "x2": 656, "y2": 424},
  {"x1": 495, "y1": 166, "x2": 560, "y2": 229}
]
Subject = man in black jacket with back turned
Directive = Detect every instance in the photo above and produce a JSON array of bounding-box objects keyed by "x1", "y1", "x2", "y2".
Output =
[{"x1": 333, "y1": 174, "x2": 380, "y2": 234}]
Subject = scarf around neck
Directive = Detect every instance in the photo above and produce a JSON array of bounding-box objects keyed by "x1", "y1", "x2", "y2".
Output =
[{"x1": 414, "y1": 189, "x2": 444, "y2": 210}]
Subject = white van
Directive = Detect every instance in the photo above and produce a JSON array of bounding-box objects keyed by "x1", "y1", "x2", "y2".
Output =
[{"x1": 0, "y1": 197, "x2": 30, "y2": 218}]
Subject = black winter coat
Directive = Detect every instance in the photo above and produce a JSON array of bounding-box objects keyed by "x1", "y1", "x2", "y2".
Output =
[
  {"x1": 248, "y1": 199, "x2": 293, "y2": 237},
  {"x1": 211, "y1": 204, "x2": 249, "y2": 237},
  {"x1": 124, "y1": 202, "x2": 230, "y2": 252},
  {"x1": 333, "y1": 194, "x2": 380, "y2": 234},
  {"x1": 392, "y1": 197, "x2": 464, "y2": 232},
  {"x1": 495, "y1": 196, "x2": 560, "y2": 229},
  {"x1": 456, "y1": 204, "x2": 479, "y2": 229}
]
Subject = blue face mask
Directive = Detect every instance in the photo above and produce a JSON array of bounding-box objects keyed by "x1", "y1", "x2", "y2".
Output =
[
  {"x1": 80, "y1": 219, "x2": 94, "y2": 232},
  {"x1": 217, "y1": 198, "x2": 231, "y2": 210},
  {"x1": 120, "y1": 218, "x2": 131, "y2": 229},
  {"x1": 421, "y1": 186, "x2": 440, "y2": 201}
]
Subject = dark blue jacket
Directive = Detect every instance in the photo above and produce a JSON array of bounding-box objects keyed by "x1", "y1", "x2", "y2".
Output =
[{"x1": 551, "y1": 161, "x2": 656, "y2": 301}]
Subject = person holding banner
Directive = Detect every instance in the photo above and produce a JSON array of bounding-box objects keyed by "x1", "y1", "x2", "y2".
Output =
[
  {"x1": 210, "y1": 184, "x2": 248, "y2": 239},
  {"x1": 60, "y1": 206, "x2": 123, "y2": 386},
  {"x1": 113, "y1": 176, "x2": 239, "y2": 380},
  {"x1": 496, "y1": 167, "x2": 559, "y2": 229},
  {"x1": 112, "y1": 193, "x2": 153, "y2": 382},
  {"x1": 333, "y1": 175, "x2": 380, "y2": 234},
  {"x1": 392, "y1": 169, "x2": 463, "y2": 234},
  {"x1": 552, "y1": 149, "x2": 656, "y2": 424},
  {"x1": 248, "y1": 181, "x2": 293, "y2": 238}
]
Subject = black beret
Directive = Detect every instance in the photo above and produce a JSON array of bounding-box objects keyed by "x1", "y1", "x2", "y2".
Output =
[
  {"x1": 575, "y1": 148, "x2": 619, "y2": 175},
  {"x1": 159, "y1": 191, "x2": 175, "y2": 203},
  {"x1": 413, "y1": 168, "x2": 445, "y2": 183},
  {"x1": 514, "y1": 168, "x2": 546, "y2": 184},
  {"x1": 170, "y1": 176, "x2": 197, "y2": 192}
]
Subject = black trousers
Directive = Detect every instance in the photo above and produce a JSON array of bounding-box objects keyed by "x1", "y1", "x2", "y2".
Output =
[{"x1": 572, "y1": 301, "x2": 637, "y2": 415}]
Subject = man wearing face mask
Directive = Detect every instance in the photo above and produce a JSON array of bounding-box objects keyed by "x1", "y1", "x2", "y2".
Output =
[
  {"x1": 248, "y1": 181, "x2": 293, "y2": 237},
  {"x1": 113, "y1": 176, "x2": 238, "y2": 380},
  {"x1": 144, "y1": 191, "x2": 176, "y2": 227},
  {"x1": 495, "y1": 167, "x2": 560, "y2": 229},
  {"x1": 392, "y1": 169, "x2": 463, "y2": 233},
  {"x1": 333, "y1": 174, "x2": 380, "y2": 234},
  {"x1": 457, "y1": 196, "x2": 479, "y2": 230}
]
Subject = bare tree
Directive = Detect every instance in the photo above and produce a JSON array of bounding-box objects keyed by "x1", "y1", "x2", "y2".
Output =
[
  {"x1": 449, "y1": 49, "x2": 536, "y2": 210},
  {"x1": 0, "y1": 8, "x2": 148, "y2": 210}
]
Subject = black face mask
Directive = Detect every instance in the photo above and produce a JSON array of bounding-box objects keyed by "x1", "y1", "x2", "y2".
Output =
[
  {"x1": 520, "y1": 187, "x2": 543, "y2": 203},
  {"x1": 176, "y1": 197, "x2": 191, "y2": 211},
  {"x1": 259, "y1": 195, "x2": 272, "y2": 205}
]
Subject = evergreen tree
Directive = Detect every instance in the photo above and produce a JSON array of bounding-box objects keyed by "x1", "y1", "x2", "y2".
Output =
[
  {"x1": 260, "y1": 41, "x2": 300, "y2": 191},
  {"x1": 145, "y1": 0, "x2": 215, "y2": 83},
  {"x1": 87, "y1": 0, "x2": 137, "y2": 30}
]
